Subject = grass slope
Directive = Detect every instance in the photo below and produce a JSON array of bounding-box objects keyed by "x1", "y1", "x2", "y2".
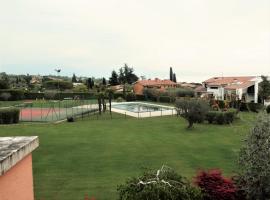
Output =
[{"x1": 0, "y1": 112, "x2": 257, "y2": 200}]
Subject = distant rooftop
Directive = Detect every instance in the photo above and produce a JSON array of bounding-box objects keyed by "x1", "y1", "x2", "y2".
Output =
[
  {"x1": 0, "y1": 136, "x2": 39, "y2": 176},
  {"x1": 136, "y1": 78, "x2": 177, "y2": 86},
  {"x1": 204, "y1": 76, "x2": 256, "y2": 86}
]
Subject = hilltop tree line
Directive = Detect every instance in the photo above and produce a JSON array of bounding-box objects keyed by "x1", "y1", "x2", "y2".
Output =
[{"x1": 109, "y1": 64, "x2": 139, "y2": 86}]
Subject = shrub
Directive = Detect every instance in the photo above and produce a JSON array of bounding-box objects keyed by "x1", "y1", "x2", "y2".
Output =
[
  {"x1": 175, "y1": 99, "x2": 209, "y2": 128},
  {"x1": 116, "y1": 97, "x2": 125, "y2": 102},
  {"x1": 0, "y1": 107, "x2": 20, "y2": 124},
  {"x1": 135, "y1": 94, "x2": 145, "y2": 101},
  {"x1": 224, "y1": 109, "x2": 237, "y2": 124},
  {"x1": 0, "y1": 92, "x2": 11, "y2": 101},
  {"x1": 173, "y1": 88, "x2": 194, "y2": 97},
  {"x1": 267, "y1": 105, "x2": 270, "y2": 114},
  {"x1": 125, "y1": 92, "x2": 136, "y2": 102},
  {"x1": 0, "y1": 89, "x2": 24, "y2": 100},
  {"x1": 237, "y1": 114, "x2": 270, "y2": 199},
  {"x1": 206, "y1": 111, "x2": 216, "y2": 124},
  {"x1": 43, "y1": 80, "x2": 73, "y2": 90},
  {"x1": 159, "y1": 96, "x2": 173, "y2": 103},
  {"x1": 195, "y1": 169, "x2": 239, "y2": 200},
  {"x1": 239, "y1": 102, "x2": 248, "y2": 111},
  {"x1": 113, "y1": 92, "x2": 124, "y2": 100},
  {"x1": 117, "y1": 166, "x2": 203, "y2": 200},
  {"x1": 247, "y1": 102, "x2": 263, "y2": 113},
  {"x1": 67, "y1": 116, "x2": 74, "y2": 122},
  {"x1": 215, "y1": 112, "x2": 225, "y2": 125}
]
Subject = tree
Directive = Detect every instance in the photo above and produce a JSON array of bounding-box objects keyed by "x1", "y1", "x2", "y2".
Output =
[
  {"x1": 117, "y1": 166, "x2": 202, "y2": 200},
  {"x1": 175, "y1": 99, "x2": 209, "y2": 129},
  {"x1": 118, "y1": 64, "x2": 138, "y2": 84},
  {"x1": 170, "y1": 67, "x2": 173, "y2": 81},
  {"x1": 237, "y1": 113, "x2": 270, "y2": 200},
  {"x1": 109, "y1": 70, "x2": 119, "y2": 86},
  {"x1": 87, "y1": 78, "x2": 93, "y2": 90},
  {"x1": 72, "y1": 73, "x2": 77, "y2": 83},
  {"x1": 173, "y1": 73, "x2": 177, "y2": 83},
  {"x1": 118, "y1": 67, "x2": 125, "y2": 84},
  {"x1": 0, "y1": 72, "x2": 10, "y2": 89},
  {"x1": 259, "y1": 75, "x2": 270, "y2": 104},
  {"x1": 102, "y1": 77, "x2": 107, "y2": 86},
  {"x1": 24, "y1": 74, "x2": 32, "y2": 87}
]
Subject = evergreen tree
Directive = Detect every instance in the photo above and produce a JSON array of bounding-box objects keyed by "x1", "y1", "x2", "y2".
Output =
[
  {"x1": 118, "y1": 67, "x2": 125, "y2": 84},
  {"x1": 109, "y1": 70, "x2": 119, "y2": 86},
  {"x1": 87, "y1": 78, "x2": 93, "y2": 89},
  {"x1": 170, "y1": 67, "x2": 173, "y2": 81},
  {"x1": 0, "y1": 72, "x2": 10, "y2": 89},
  {"x1": 173, "y1": 73, "x2": 177, "y2": 83},
  {"x1": 72, "y1": 73, "x2": 77, "y2": 83},
  {"x1": 102, "y1": 77, "x2": 107, "y2": 86},
  {"x1": 259, "y1": 75, "x2": 270, "y2": 104}
]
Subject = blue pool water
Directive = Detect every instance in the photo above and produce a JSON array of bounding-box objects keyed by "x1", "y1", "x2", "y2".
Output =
[{"x1": 112, "y1": 103, "x2": 170, "y2": 113}]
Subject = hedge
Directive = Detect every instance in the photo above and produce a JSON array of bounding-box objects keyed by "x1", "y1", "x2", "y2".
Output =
[
  {"x1": 206, "y1": 109, "x2": 237, "y2": 124},
  {"x1": 0, "y1": 107, "x2": 20, "y2": 124},
  {"x1": 125, "y1": 92, "x2": 136, "y2": 102},
  {"x1": 0, "y1": 89, "x2": 24, "y2": 101},
  {"x1": 247, "y1": 102, "x2": 263, "y2": 113},
  {"x1": 24, "y1": 92, "x2": 95, "y2": 100},
  {"x1": 267, "y1": 105, "x2": 270, "y2": 114},
  {"x1": 159, "y1": 96, "x2": 175, "y2": 103},
  {"x1": 135, "y1": 94, "x2": 145, "y2": 101}
]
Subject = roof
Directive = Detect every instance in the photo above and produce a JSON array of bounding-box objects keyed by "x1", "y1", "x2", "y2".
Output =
[
  {"x1": 0, "y1": 136, "x2": 39, "y2": 176},
  {"x1": 136, "y1": 79, "x2": 177, "y2": 86},
  {"x1": 224, "y1": 81, "x2": 255, "y2": 90},
  {"x1": 204, "y1": 76, "x2": 255, "y2": 86},
  {"x1": 195, "y1": 85, "x2": 207, "y2": 92}
]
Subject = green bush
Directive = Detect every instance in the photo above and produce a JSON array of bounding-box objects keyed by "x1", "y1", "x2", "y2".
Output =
[
  {"x1": 239, "y1": 102, "x2": 248, "y2": 111},
  {"x1": 266, "y1": 105, "x2": 270, "y2": 114},
  {"x1": 218, "y1": 100, "x2": 225, "y2": 109},
  {"x1": 125, "y1": 92, "x2": 136, "y2": 102},
  {"x1": 168, "y1": 88, "x2": 194, "y2": 97},
  {"x1": 43, "y1": 80, "x2": 73, "y2": 90},
  {"x1": 135, "y1": 94, "x2": 145, "y2": 101},
  {"x1": 206, "y1": 109, "x2": 237, "y2": 125},
  {"x1": 0, "y1": 107, "x2": 20, "y2": 124},
  {"x1": 159, "y1": 96, "x2": 173, "y2": 103},
  {"x1": 0, "y1": 89, "x2": 24, "y2": 100},
  {"x1": 117, "y1": 166, "x2": 203, "y2": 200},
  {"x1": 247, "y1": 102, "x2": 263, "y2": 113},
  {"x1": 113, "y1": 92, "x2": 124, "y2": 99},
  {"x1": 206, "y1": 111, "x2": 216, "y2": 124}
]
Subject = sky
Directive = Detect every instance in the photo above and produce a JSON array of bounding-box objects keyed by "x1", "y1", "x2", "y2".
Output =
[{"x1": 0, "y1": 0, "x2": 269, "y2": 82}]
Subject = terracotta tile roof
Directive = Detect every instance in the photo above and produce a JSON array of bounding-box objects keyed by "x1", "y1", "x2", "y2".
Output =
[
  {"x1": 224, "y1": 81, "x2": 255, "y2": 90},
  {"x1": 136, "y1": 79, "x2": 177, "y2": 86},
  {"x1": 195, "y1": 85, "x2": 207, "y2": 92},
  {"x1": 204, "y1": 76, "x2": 255, "y2": 86}
]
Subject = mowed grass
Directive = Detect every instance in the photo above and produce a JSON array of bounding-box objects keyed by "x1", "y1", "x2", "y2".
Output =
[{"x1": 0, "y1": 112, "x2": 257, "y2": 200}]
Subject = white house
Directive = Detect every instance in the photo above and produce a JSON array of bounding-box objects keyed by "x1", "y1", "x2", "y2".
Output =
[{"x1": 195, "y1": 76, "x2": 262, "y2": 103}]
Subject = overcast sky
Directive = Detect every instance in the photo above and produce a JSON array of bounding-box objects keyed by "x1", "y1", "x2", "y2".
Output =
[{"x1": 0, "y1": 0, "x2": 269, "y2": 82}]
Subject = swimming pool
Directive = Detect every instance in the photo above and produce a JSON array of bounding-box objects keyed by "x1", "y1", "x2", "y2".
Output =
[{"x1": 111, "y1": 102, "x2": 176, "y2": 118}]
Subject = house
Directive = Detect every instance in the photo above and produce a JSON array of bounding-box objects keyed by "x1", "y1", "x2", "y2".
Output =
[
  {"x1": 0, "y1": 136, "x2": 39, "y2": 200},
  {"x1": 133, "y1": 78, "x2": 178, "y2": 95},
  {"x1": 195, "y1": 76, "x2": 262, "y2": 103}
]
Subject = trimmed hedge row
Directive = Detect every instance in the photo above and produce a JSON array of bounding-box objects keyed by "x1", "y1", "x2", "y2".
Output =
[
  {"x1": 206, "y1": 109, "x2": 237, "y2": 125},
  {"x1": 0, "y1": 89, "x2": 24, "y2": 101},
  {"x1": 0, "y1": 108, "x2": 20, "y2": 124},
  {"x1": 24, "y1": 92, "x2": 96, "y2": 100}
]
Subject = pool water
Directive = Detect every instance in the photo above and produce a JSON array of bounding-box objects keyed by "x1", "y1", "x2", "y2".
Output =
[{"x1": 112, "y1": 103, "x2": 170, "y2": 113}]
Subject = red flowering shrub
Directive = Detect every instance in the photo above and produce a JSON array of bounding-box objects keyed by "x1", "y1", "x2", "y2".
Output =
[{"x1": 194, "y1": 169, "x2": 238, "y2": 200}]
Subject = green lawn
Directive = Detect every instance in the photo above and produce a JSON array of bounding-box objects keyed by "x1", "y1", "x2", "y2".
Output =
[{"x1": 0, "y1": 112, "x2": 257, "y2": 200}]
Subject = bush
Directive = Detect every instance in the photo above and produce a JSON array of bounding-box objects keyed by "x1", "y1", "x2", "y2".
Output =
[
  {"x1": 113, "y1": 92, "x2": 124, "y2": 100},
  {"x1": 195, "y1": 169, "x2": 239, "y2": 200},
  {"x1": 160, "y1": 96, "x2": 173, "y2": 103},
  {"x1": 0, "y1": 92, "x2": 11, "y2": 101},
  {"x1": 175, "y1": 99, "x2": 209, "y2": 128},
  {"x1": 117, "y1": 166, "x2": 203, "y2": 200},
  {"x1": 0, "y1": 89, "x2": 24, "y2": 100},
  {"x1": 206, "y1": 109, "x2": 237, "y2": 125},
  {"x1": 135, "y1": 94, "x2": 145, "y2": 101},
  {"x1": 173, "y1": 88, "x2": 194, "y2": 97},
  {"x1": 116, "y1": 97, "x2": 125, "y2": 102},
  {"x1": 67, "y1": 116, "x2": 74, "y2": 122},
  {"x1": 239, "y1": 102, "x2": 248, "y2": 111},
  {"x1": 206, "y1": 111, "x2": 216, "y2": 124},
  {"x1": 247, "y1": 102, "x2": 263, "y2": 113},
  {"x1": 43, "y1": 80, "x2": 73, "y2": 90},
  {"x1": 218, "y1": 100, "x2": 225, "y2": 109},
  {"x1": 125, "y1": 92, "x2": 136, "y2": 102},
  {"x1": 0, "y1": 107, "x2": 20, "y2": 124},
  {"x1": 267, "y1": 105, "x2": 270, "y2": 114},
  {"x1": 237, "y1": 114, "x2": 270, "y2": 199}
]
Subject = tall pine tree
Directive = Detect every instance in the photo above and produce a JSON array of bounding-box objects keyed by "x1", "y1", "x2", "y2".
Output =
[
  {"x1": 109, "y1": 70, "x2": 119, "y2": 86},
  {"x1": 170, "y1": 67, "x2": 173, "y2": 81}
]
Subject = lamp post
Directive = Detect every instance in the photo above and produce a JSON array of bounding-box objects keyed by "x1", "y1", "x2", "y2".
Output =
[{"x1": 55, "y1": 68, "x2": 61, "y2": 118}]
